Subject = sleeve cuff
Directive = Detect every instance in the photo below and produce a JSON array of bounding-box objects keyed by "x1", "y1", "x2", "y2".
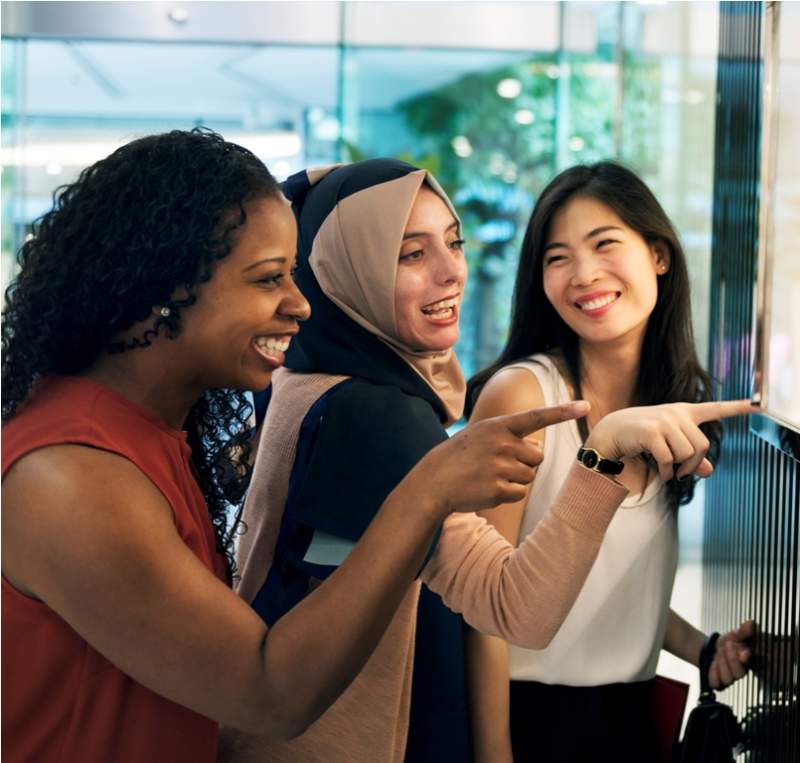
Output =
[{"x1": 550, "y1": 461, "x2": 629, "y2": 538}]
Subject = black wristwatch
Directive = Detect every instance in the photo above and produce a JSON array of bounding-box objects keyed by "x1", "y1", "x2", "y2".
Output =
[{"x1": 577, "y1": 447, "x2": 624, "y2": 476}]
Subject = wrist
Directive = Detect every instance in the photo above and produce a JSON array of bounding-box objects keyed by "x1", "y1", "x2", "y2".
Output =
[
  {"x1": 576, "y1": 446, "x2": 624, "y2": 476},
  {"x1": 583, "y1": 428, "x2": 618, "y2": 460},
  {"x1": 391, "y1": 478, "x2": 448, "y2": 525}
]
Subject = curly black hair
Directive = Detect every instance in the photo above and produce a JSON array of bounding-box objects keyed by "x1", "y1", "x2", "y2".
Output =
[{"x1": 1, "y1": 128, "x2": 281, "y2": 574}]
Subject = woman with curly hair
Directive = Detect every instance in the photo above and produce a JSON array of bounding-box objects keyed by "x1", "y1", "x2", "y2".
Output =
[{"x1": 1, "y1": 129, "x2": 579, "y2": 763}]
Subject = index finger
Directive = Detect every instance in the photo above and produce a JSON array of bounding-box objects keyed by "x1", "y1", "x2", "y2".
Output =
[
  {"x1": 689, "y1": 399, "x2": 756, "y2": 425},
  {"x1": 502, "y1": 400, "x2": 590, "y2": 438}
]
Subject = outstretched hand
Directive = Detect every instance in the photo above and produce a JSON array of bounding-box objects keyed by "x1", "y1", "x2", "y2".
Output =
[
  {"x1": 412, "y1": 400, "x2": 590, "y2": 516},
  {"x1": 585, "y1": 399, "x2": 755, "y2": 482}
]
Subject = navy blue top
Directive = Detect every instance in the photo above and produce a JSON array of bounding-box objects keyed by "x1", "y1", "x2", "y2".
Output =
[{"x1": 250, "y1": 159, "x2": 472, "y2": 761}]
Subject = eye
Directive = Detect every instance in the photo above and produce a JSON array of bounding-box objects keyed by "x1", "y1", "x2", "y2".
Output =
[
  {"x1": 257, "y1": 271, "x2": 284, "y2": 288},
  {"x1": 449, "y1": 238, "x2": 466, "y2": 251},
  {"x1": 399, "y1": 250, "x2": 424, "y2": 263},
  {"x1": 544, "y1": 254, "x2": 566, "y2": 266},
  {"x1": 596, "y1": 238, "x2": 619, "y2": 250}
]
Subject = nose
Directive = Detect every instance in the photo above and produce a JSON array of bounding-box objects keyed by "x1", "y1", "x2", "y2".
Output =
[
  {"x1": 569, "y1": 252, "x2": 602, "y2": 287},
  {"x1": 279, "y1": 278, "x2": 311, "y2": 322},
  {"x1": 432, "y1": 242, "x2": 467, "y2": 286}
]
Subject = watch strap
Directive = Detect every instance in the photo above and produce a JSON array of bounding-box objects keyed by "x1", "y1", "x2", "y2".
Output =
[{"x1": 577, "y1": 447, "x2": 624, "y2": 475}]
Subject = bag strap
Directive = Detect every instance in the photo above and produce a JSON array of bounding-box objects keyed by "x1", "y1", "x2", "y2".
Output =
[{"x1": 699, "y1": 631, "x2": 721, "y2": 698}]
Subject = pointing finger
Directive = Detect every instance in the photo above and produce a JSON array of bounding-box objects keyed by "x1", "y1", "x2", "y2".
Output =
[
  {"x1": 690, "y1": 399, "x2": 756, "y2": 425},
  {"x1": 502, "y1": 401, "x2": 590, "y2": 438}
]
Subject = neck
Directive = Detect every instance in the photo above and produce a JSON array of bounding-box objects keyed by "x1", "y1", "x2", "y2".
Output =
[
  {"x1": 578, "y1": 331, "x2": 644, "y2": 426},
  {"x1": 82, "y1": 345, "x2": 203, "y2": 430}
]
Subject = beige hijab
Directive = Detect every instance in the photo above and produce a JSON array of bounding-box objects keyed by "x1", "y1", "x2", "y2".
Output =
[{"x1": 307, "y1": 166, "x2": 466, "y2": 424}]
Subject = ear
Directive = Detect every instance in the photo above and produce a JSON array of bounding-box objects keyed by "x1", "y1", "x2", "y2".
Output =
[{"x1": 651, "y1": 240, "x2": 671, "y2": 275}]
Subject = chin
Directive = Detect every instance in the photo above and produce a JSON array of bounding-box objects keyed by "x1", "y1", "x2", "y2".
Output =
[
  {"x1": 420, "y1": 333, "x2": 460, "y2": 352},
  {"x1": 226, "y1": 369, "x2": 274, "y2": 392}
]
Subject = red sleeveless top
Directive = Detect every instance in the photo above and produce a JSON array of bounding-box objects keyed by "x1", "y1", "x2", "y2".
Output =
[{"x1": 2, "y1": 376, "x2": 228, "y2": 763}]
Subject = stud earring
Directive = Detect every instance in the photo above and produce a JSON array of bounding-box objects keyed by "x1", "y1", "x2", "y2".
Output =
[{"x1": 160, "y1": 306, "x2": 171, "y2": 317}]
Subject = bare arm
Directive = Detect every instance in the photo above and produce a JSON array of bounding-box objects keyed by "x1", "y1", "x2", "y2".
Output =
[
  {"x1": 1, "y1": 403, "x2": 585, "y2": 740},
  {"x1": 664, "y1": 609, "x2": 754, "y2": 689},
  {"x1": 663, "y1": 609, "x2": 706, "y2": 665},
  {"x1": 1, "y1": 445, "x2": 445, "y2": 738}
]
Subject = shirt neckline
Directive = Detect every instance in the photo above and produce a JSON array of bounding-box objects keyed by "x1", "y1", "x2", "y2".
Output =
[
  {"x1": 539, "y1": 354, "x2": 665, "y2": 508},
  {"x1": 55, "y1": 375, "x2": 192, "y2": 453}
]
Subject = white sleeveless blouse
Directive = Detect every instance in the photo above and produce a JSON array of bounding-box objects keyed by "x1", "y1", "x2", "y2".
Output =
[{"x1": 507, "y1": 354, "x2": 678, "y2": 685}]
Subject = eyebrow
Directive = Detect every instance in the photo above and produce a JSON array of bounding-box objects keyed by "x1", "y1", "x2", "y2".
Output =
[
  {"x1": 543, "y1": 225, "x2": 624, "y2": 253},
  {"x1": 241, "y1": 256, "x2": 287, "y2": 273},
  {"x1": 402, "y1": 221, "x2": 459, "y2": 240}
]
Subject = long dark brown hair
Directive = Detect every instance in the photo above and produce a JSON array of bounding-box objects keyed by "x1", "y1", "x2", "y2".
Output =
[{"x1": 466, "y1": 161, "x2": 719, "y2": 506}]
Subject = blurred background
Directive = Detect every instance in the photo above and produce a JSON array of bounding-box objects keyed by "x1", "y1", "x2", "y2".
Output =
[
  {"x1": 1, "y1": 0, "x2": 722, "y2": 719},
  {"x1": 1, "y1": 1, "x2": 719, "y2": 374}
]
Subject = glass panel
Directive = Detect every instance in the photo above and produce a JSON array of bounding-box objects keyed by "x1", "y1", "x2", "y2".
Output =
[
  {"x1": 755, "y1": 0, "x2": 800, "y2": 433},
  {"x1": 0, "y1": 38, "x2": 340, "y2": 287},
  {"x1": 340, "y1": 44, "x2": 559, "y2": 376},
  {"x1": 621, "y1": 1, "x2": 719, "y2": 365}
]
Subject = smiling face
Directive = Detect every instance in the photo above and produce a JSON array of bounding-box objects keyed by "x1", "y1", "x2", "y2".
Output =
[
  {"x1": 177, "y1": 194, "x2": 310, "y2": 390},
  {"x1": 394, "y1": 186, "x2": 467, "y2": 351},
  {"x1": 542, "y1": 195, "x2": 669, "y2": 349}
]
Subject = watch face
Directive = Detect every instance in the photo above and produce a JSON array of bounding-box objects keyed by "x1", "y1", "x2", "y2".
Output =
[{"x1": 582, "y1": 449, "x2": 599, "y2": 469}]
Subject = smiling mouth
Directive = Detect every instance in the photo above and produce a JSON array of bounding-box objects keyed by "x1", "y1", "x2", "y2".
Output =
[
  {"x1": 575, "y1": 292, "x2": 620, "y2": 312},
  {"x1": 254, "y1": 335, "x2": 292, "y2": 357},
  {"x1": 421, "y1": 296, "x2": 459, "y2": 320}
]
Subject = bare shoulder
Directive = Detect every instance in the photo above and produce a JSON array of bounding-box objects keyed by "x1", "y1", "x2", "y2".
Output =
[
  {"x1": 470, "y1": 365, "x2": 546, "y2": 422},
  {"x1": 2, "y1": 444, "x2": 176, "y2": 596}
]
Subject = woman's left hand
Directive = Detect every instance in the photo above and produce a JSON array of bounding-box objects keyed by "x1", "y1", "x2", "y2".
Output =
[{"x1": 708, "y1": 619, "x2": 756, "y2": 689}]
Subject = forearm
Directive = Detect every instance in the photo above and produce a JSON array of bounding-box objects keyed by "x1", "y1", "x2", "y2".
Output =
[
  {"x1": 466, "y1": 628, "x2": 513, "y2": 763},
  {"x1": 663, "y1": 608, "x2": 705, "y2": 666},
  {"x1": 257, "y1": 480, "x2": 442, "y2": 737},
  {"x1": 424, "y1": 463, "x2": 627, "y2": 648}
]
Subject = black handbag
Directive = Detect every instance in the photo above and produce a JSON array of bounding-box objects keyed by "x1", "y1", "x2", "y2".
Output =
[{"x1": 677, "y1": 633, "x2": 747, "y2": 763}]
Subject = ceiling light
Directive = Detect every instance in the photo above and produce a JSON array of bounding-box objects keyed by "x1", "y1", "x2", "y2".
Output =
[
  {"x1": 497, "y1": 78, "x2": 522, "y2": 99},
  {"x1": 514, "y1": 109, "x2": 535, "y2": 125},
  {"x1": 451, "y1": 135, "x2": 473, "y2": 158}
]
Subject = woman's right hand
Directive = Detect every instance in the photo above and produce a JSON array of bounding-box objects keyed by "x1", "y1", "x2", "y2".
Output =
[
  {"x1": 408, "y1": 400, "x2": 590, "y2": 516},
  {"x1": 585, "y1": 399, "x2": 755, "y2": 482}
]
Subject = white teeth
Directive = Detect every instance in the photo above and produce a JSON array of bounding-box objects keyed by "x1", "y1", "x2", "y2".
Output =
[
  {"x1": 578, "y1": 294, "x2": 618, "y2": 311},
  {"x1": 255, "y1": 336, "x2": 290, "y2": 355},
  {"x1": 422, "y1": 297, "x2": 458, "y2": 315}
]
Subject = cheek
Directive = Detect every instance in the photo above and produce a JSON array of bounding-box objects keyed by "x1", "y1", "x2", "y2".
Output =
[
  {"x1": 627, "y1": 266, "x2": 660, "y2": 310},
  {"x1": 542, "y1": 271, "x2": 565, "y2": 311},
  {"x1": 394, "y1": 299, "x2": 420, "y2": 344},
  {"x1": 394, "y1": 273, "x2": 424, "y2": 320}
]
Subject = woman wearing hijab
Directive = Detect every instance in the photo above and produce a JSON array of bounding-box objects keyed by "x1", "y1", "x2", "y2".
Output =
[{"x1": 221, "y1": 160, "x2": 750, "y2": 762}]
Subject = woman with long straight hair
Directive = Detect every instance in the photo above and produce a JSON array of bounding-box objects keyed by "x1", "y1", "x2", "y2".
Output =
[{"x1": 465, "y1": 162, "x2": 754, "y2": 763}]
